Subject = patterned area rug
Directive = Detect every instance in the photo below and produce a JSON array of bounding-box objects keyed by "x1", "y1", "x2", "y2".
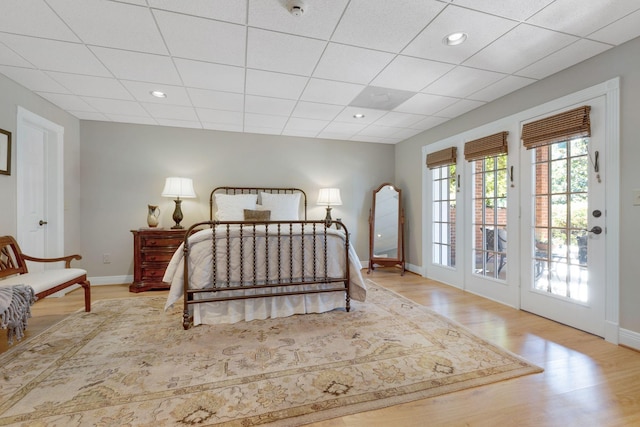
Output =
[{"x1": 0, "y1": 281, "x2": 541, "y2": 426}]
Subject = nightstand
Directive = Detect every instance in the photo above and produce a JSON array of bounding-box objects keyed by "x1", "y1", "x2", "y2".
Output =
[{"x1": 130, "y1": 228, "x2": 187, "y2": 293}]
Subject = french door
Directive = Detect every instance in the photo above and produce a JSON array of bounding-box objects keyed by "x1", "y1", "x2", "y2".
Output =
[{"x1": 520, "y1": 98, "x2": 606, "y2": 336}]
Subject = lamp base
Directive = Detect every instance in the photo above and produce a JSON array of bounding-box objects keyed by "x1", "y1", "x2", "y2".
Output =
[
  {"x1": 171, "y1": 198, "x2": 184, "y2": 229},
  {"x1": 324, "y1": 206, "x2": 332, "y2": 226}
]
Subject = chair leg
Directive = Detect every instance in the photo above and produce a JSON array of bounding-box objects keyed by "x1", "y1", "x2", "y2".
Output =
[{"x1": 82, "y1": 280, "x2": 91, "y2": 312}]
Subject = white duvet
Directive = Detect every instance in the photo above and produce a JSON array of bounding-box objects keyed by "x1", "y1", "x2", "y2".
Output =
[{"x1": 163, "y1": 225, "x2": 367, "y2": 324}]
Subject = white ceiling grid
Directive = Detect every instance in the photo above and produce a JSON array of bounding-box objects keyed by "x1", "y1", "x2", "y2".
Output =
[{"x1": 0, "y1": 0, "x2": 639, "y2": 144}]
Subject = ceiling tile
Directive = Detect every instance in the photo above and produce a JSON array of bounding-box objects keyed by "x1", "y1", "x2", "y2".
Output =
[
  {"x1": 409, "y1": 116, "x2": 448, "y2": 130},
  {"x1": 300, "y1": 79, "x2": 364, "y2": 105},
  {"x1": 281, "y1": 128, "x2": 320, "y2": 138},
  {"x1": 321, "y1": 121, "x2": 367, "y2": 134},
  {"x1": 374, "y1": 111, "x2": 426, "y2": 128},
  {"x1": 424, "y1": 66, "x2": 506, "y2": 98},
  {"x1": 148, "y1": 0, "x2": 247, "y2": 24},
  {"x1": 291, "y1": 101, "x2": 344, "y2": 120},
  {"x1": 527, "y1": 0, "x2": 640, "y2": 37},
  {"x1": 174, "y1": 58, "x2": 245, "y2": 93},
  {"x1": 245, "y1": 95, "x2": 296, "y2": 116},
  {"x1": 357, "y1": 124, "x2": 402, "y2": 138},
  {"x1": 120, "y1": 81, "x2": 192, "y2": 106},
  {"x1": 0, "y1": 0, "x2": 79, "y2": 42},
  {"x1": 350, "y1": 135, "x2": 395, "y2": 144},
  {"x1": 187, "y1": 88, "x2": 244, "y2": 111},
  {"x1": 451, "y1": 0, "x2": 554, "y2": 21},
  {"x1": 244, "y1": 113, "x2": 288, "y2": 129},
  {"x1": 247, "y1": 28, "x2": 326, "y2": 76},
  {"x1": 244, "y1": 126, "x2": 283, "y2": 135},
  {"x1": 0, "y1": 66, "x2": 70, "y2": 93},
  {"x1": 245, "y1": 69, "x2": 308, "y2": 100},
  {"x1": 69, "y1": 111, "x2": 110, "y2": 121},
  {"x1": 0, "y1": 34, "x2": 110, "y2": 76},
  {"x1": 202, "y1": 122, "x2": 243, "y2": 132},
  {"x1": 371, "y1": 56, "x2": 455, "y2": 92},
  {"x1": 468, "y1": 75, "x2": 537, "y2": 102},
  {"x1": 393, "y1": 93, "x2": 458, "y2": 115},
  {"x1": 104, "y1": 114, "x2": 157, "y2": 125},
  {"x1": 463, "y1": 24, "x2": 578, "y2": 74},
  {"x1": 284, "y1": 117, "x2": 329, "y2": 132},
  {"x1": 82, "y1": 98, "x2": 149, "y2": 115},
  {"x1": 48, "y1": 73, "x2": 133, "y2": 99},
  {"x1": 313, "y1": 43, "x2": 394, "y2": 84},
  {"x1": 47, "y1": 0, "x2": 167, "y2": 54},
  {"x1": 154, "y1": 10, "x2": 246, "y2": 66},
  {"x1": 36, "y1": 93, "x2": 95, "y2": 111},
  {"x1": 248, "y1": 0, "x2": 348, "y2": 39},
  {"x1": 517, "y1": 39, "x2": 611, "y2": 80},
  {"x1": 0, "y1": 43, "x2": 35, "y2": 68},
  {"x1": 392, "y1": 127, "x2": 424, "y2": 140},
  {"x1": 332, "y1": 0, "x2": 446, "y2": 52},
  {"x1": 436, "y1": 99, "x2": 486, "y2": 118},
  {"x1": 587, "y1": 9, "x2": 640, "y2": 45},
  {"x1": 90, "y1": 47, "x2": 181, "y2": 85},
  {"x1": 402, "y1": 5, "x2": 518, "y2": 64},
  {"x1": 196, "y1": 108, "x2": 243, "y2": 125},
  {"x1": 333, "y1": 107, "x2": 387, "y2": 124},
  {"x1": 155, "y1": 118, "x2": 202, "y2": 129}
]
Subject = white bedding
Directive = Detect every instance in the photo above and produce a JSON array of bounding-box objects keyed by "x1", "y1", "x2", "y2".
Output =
[{"x1": 163, "y1": 225, "x2": 367, "y2": 324}]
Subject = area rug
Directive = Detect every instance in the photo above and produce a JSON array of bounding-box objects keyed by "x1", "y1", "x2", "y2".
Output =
[{"x1": 0, "y1": 281, "x2": 541, "y2": 426}]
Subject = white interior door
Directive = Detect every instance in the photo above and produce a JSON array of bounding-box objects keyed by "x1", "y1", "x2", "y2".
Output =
[
  {"x1": 17, "y1": 107, "x2": 64, "y2": 271},
  {"x1": 520, "y1": 97, "x2": 606, "y2": 337}
]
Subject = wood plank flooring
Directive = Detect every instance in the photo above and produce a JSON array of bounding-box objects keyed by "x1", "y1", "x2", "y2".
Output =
[{"x1": 3, "y1": 270, "x2": 639, "y2": 426}]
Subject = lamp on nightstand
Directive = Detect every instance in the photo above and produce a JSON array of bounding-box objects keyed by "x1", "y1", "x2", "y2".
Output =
[
  {"x1": 161, "y1": 177, "x2": 196, "y2": 229},
  {"x1": 317, "y1": 188, "x2": 342, "y2": 224}
]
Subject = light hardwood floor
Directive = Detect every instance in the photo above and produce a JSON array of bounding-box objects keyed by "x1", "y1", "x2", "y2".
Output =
[{"x1": 4, "y1": 270, "x2": 640, "y2": 426}]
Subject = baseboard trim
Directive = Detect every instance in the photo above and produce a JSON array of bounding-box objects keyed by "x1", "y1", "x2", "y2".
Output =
[
  {"x1": 88, "y1": 275, "x2": 132, "y2": 285},
  {"x1": 619, "y1": 328, "x2": 640, "y2": 351}
]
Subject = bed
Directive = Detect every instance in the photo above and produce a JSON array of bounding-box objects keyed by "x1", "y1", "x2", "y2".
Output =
[{"x1": 164, "y1": 187, "x2": 367, "y2": 329}]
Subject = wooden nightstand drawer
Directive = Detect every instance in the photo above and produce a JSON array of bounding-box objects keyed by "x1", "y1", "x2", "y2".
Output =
[
  {"x1": 130, "y1": 228, "x2": 188, "y2": 293},
  {"x1": 142, "y1": 252, "x2": 175, "y2": 263}
]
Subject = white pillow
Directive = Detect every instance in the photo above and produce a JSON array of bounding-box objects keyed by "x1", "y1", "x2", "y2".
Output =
[
  {"x1": 214, "y1": 194, "x2": 258, "y2": 221},
  {"x1": 259, "y1": 192, "x2": 301, "y2": 221}
]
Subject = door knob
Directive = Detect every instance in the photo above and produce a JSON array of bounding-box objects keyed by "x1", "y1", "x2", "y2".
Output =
[
  {"x1": 586, "y1": 226, "x2": 602, "y2": 235},
  {"x1": 39, "y1": 220, "x2": 48, "y2": 226}
]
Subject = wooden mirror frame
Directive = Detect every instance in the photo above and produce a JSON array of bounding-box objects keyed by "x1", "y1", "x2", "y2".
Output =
[{"x1": 368, "y1": 183, "x2": 405, "y2": 275}]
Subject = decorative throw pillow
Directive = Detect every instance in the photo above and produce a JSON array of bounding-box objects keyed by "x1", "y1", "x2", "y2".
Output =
[
  {"x1": 214, "y1": 194, "x2": 257, "y2": 221},
  {"x1": 259, "y1": 192, "x2": 301, "y2": 221},
  {"x1": 244, "y1": 209, "x2": 271, "y2": 221}
]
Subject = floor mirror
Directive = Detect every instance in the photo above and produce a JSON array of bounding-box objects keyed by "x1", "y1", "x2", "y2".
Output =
[{"x1": 368, "y1": 183, "x2": 405, "y2": 275}]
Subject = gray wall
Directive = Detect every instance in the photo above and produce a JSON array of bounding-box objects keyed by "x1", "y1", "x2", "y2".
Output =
[
  {"x1": 80, "y1": 121, "x2": 395, "y2": 277},
  {"x1": 395, "y1": 36, "x2": 640, "y2": 333},
  {"x1": 0, "y1": 73, "x2": 82, "y2": 255}
]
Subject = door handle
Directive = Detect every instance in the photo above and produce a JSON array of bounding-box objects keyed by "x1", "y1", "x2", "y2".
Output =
[
  {"x1": 39, "y1": 220, "x2": 48, "y2": 226},
  {"x1": 585, "y1": 226, "x2": 602, "y2": 235}
]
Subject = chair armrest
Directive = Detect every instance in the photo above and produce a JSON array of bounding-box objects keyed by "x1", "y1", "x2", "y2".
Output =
[{"x1": 21, "y1": 254, "x2": 82, "y2": 268}]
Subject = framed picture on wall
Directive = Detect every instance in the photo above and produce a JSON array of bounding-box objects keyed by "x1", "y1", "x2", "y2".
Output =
[{"x1": 0, "y1": 128, "x2": 10, "y2": 175}]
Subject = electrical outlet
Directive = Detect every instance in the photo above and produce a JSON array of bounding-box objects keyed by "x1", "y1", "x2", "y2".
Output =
[{"x1": 103, "y1": 253, "x2": 111, "y2": 264}]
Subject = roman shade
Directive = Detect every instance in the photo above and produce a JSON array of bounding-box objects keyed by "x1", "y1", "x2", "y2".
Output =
[
  {"x1": 464, "y1": 131, "x2": 508, "y2": 161},
  {"x1": 521, "y1": 105, "x2": 591, "y2": 149},
  {"x1": 426, "y1": 147, "x2": 457, "y2": 169}
]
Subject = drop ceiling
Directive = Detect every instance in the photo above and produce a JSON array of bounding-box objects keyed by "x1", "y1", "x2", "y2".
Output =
[{"x1": 1, "y1": 0, "x2": 639, "y2": 144}]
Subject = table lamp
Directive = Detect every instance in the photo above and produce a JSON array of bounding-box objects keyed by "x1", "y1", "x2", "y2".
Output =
[
  {"x1": 317, "y1": 188, "x2": 342, "y2": 224},
  {"x1": 161, "y1": 177, "x2": 196, "y2": 229}
]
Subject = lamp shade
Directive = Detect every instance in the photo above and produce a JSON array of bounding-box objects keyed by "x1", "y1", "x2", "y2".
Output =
[
  {"x1": 161, "y1": 177, "x2": 196, "y2": 199},
  {"x1": 317, "y1": 188, "x2": 342, "y2": 206}
]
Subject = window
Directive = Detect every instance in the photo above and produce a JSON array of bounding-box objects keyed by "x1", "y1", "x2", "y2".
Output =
[{"x1": 432, "y1": 164, "x2": 457, "y2": 267}]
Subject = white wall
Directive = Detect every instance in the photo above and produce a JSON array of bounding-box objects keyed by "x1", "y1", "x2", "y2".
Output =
[
  {"x1": 395, "y1": 36, "x2": 640, "y2": 335},
  {"x1": 80, "y1": 121, "x2": 395, "y2": 278},
  {"x1": 0, "y1": 74, "x2": 82, "y2": 255}
]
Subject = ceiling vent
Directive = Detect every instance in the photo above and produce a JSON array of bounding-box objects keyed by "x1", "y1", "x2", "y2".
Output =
[{"x1": 349, "y1": 86, "x2": 417, "y2": 111}]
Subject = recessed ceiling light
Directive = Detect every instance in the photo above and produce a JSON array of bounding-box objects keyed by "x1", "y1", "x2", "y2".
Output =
[
  {"x1": 150, "y1": 90, "x2": 167, "y2": 98},
  {"x1": 443, "y1": 32, "x2": 467, "y2": 46},
  {"x1": 353, "y1": 113, "x2": 365, "y2": 119}
]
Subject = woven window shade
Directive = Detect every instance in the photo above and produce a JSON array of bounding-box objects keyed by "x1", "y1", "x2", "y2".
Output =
[
  {"x1": 464, "y1": 131, "x2": 508, "y2": 161},
  {"x1": 522, "y1": 105, "x2": 591, "y2": 150},
  {"x1": 426, "y1": 147, "x2": 457, "y2": 169}
]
